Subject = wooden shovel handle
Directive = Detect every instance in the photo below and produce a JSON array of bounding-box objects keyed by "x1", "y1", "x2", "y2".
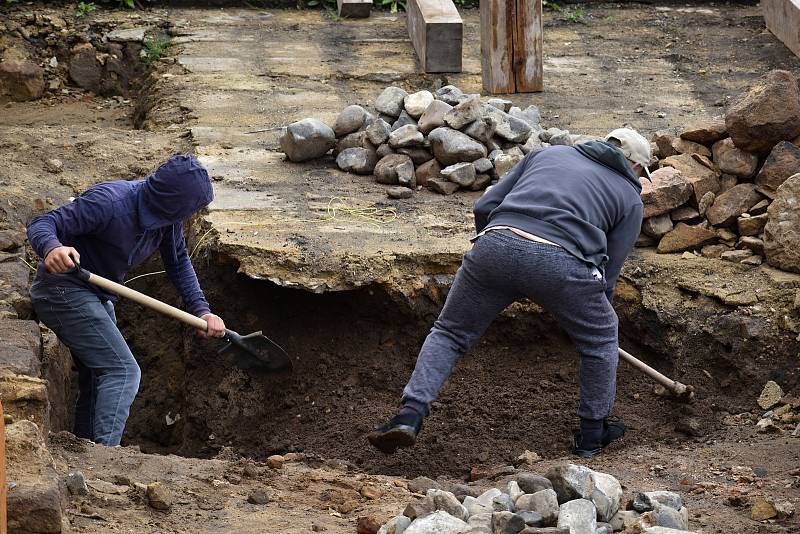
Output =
[{"x1": 71, "y1": 266, "x2": 208, "y2": 331}]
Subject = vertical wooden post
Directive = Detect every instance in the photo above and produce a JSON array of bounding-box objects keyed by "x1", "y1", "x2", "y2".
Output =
[
  {"x1": 513, "y1": 0, "x2": 544, "y2": 92},
  {"x1": 481, "y1": 0, "x2": 543, "y2": 93},
  {"x1": 480, "y1": 0, "x2": 515, "y2": 93}
]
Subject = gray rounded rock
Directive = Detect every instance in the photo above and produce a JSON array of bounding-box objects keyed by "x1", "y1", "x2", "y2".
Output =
[
  {"x1": 279, "y1": 118, "x2": 336, "y2": 162},
  {"x1": 428, "y1": 127, "x2": 488, "y2": 166},
  {"x1": 333, "y1": 105, "x2": 369, "y2": 137},
  {"x1": 387, "y1": 186, "x2": 413, "y2": 199},
  {"x1": 374, "y1": 154, "x2": 414, "y2": 185},
  {"x1": 336, "y1": 147, "x2": 378, "y2": 175},
  {"x1": 404, "y1": 90, "x2": 435, "y2": 118},
  {"x1": 376, "y1": 86, "x2": 409, "y2": 118}
]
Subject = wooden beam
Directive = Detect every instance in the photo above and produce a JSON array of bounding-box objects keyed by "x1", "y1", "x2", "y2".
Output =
[
  {"x1": 481, "y1": 0, "x2": 543, "y2": 93},
  {"x1": 513, "y1": 0, "x2": 544, "y2": 92},
  {"x1": 407, "y1": 0, "x2": 463, "y2": 73},
  {"x1": 763, "y1": 0, "x2": 800, "y2": 58},
  {"x1": 337, "y1": 0, "x2": 372, "y2": 18},
  {"x1": 480, "y1": 0, "x2": 515, "y2": 93}
]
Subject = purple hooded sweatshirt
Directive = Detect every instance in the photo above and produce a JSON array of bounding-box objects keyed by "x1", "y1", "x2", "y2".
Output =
[{"x1": 27, "y1": 155, "x2": 213, "y2": 317}]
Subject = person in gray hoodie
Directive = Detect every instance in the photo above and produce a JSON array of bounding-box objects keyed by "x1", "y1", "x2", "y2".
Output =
[{"x1": 368, "y1": 128, "x2": 650, "y2": 457}]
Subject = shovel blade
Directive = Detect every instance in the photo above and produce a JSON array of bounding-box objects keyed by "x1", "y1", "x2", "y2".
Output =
[{"x1": 220, "y1": 330, "x2": 293, "y2": 373}]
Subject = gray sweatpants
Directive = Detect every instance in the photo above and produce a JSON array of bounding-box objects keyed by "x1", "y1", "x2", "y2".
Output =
[{"x1": 401, "y1": 229, "x2": 619, "y2": 421}]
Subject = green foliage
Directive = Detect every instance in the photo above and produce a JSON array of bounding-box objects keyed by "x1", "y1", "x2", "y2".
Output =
[
  {"x1": 305, "y1": 0, "x2": 337, "y2": 9},
  {"x1": 452, "y1": 0, "x2": 478, "y2": 8},
  {"x1": 377, "y1": 0, "x2": 405, "y2": 13},
  {"x1": 562, "y1": 7, "x2": 586, "y2": 23},
  {"x1": 143, "y1": 35, "x2": 170, "y2": 63},
  {"x1": 76, "y1": 1, "x2": 98, "y2": 18},
  {"x1": 542, "y1": 0, "x2": 561, "y2": 11},
  {"x1": 4, "y1": 0, "x2": 21, "y2": 5}
]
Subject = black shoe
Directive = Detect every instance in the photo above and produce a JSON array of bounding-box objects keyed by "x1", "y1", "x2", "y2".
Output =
[
  {"x1": 572, "y1": 418, "x2": 627, "y2": 458},
  {"x1": 367, "y1": 412, "x2": 423, "y2": 454}
]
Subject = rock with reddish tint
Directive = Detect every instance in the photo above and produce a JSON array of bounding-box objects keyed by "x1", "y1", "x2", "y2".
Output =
[
  {"x1": 418, "y1": 100, "x2": 452, "y2": 135},
  {"x1": 679, "y1": 117, "x2": 728, "y2": 145},
  {"x1": 661, "y1": 154, "x2": 720, "y2": 206},
  {"x1": 428, "y1": 178, "x2": 460, "y2": 195},
  {"x1": 247, "y1": 490, "x2": 270, "y2": 504},
  {"x1": 725, "y1": 70, "x2": 800, "y2": 154},
  {"x1": 642, "y1": 214, "x2": 673, "y2": 239},
  {"x1": 428, "y1": 127, "x2": 487, "y2": 166},
  {"x1": 671, "y1": 206, "x2": 701, "y2": 223},
  {"x1": 653, "y1": 130, "x2": 677, "y2": 158},
  {"x1": 0, "y1": 59, "x2": 45, "y2": 101},
  {"x1": 415, "y1": 159, "x2": 442, "y2": 186},
  {"x1": 737, "y1": 213, "x2": 768, "y2": 237},
  {"x1": 706, "y1": 183, "x2": 763, "y2": 227},
  {"x1": 657, "y1": 223, "x2": 718, "y2": 253},
  {"x1": 722, "y1": 249, "x2": 753, "y2": 263},
  {"x1": 640, "y1": 167, "x2": 693, "y2": 218},
  {"x1": 146, "y1": 482, "x2": 172, "y2": 510},
  {"x1": 266, "y1": 455, "x2": 285, "y2": 469},
  {"x1": 0, "y1": 229, "x2": 24, "y2": 252},
  {"x1": 755, "y1": 141, "x2": 800, "y2": 193},
  {"x1": 712, "y1": 138, "x2": 758, "y2": 178},
  {"x1": 69, "y1": 42, "x2": 102, "y2": 91},
  {"x1": 750, "y1": 199, "x2": 770, "y2": 216},
  {"x1": 701, "y1": 244, "x2": 730, "y2": 258},
  {"x1": 764, "y1": 173, "x2": 800, "y2": 272},
  {"x1": 671, "y1": 138, "x2": 711, "y2": 158},
  {"x1": 719, "y1": 174, "x2": 738, "y2": 194},
  {"x1": 738, "y1": 236, "x2": 765, "y2": 256},
  {"x1": 374, "y1": 154, "x2": 414, "y2": 185},
  {"x1": 357, "y1": 515, "x2": 382, "y2": 534}
]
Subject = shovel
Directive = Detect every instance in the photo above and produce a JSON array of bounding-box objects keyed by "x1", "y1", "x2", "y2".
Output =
[
  {"x1": 66, "y1": 262, "x2": 293, "y2": 373},
  {"x1": 619, "y1": 347, "x2": 694, "y2": 402}
]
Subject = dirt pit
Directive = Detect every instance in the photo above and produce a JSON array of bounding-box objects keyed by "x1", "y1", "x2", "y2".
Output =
[{"x1": 2, "y1": 1, "x2": 799, "y2": 532}]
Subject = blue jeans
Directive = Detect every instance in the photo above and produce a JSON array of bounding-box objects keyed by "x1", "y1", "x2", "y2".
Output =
[
  {"x1": 402, "y1": 230, "x2": 619, "y2": 421},
  {"x1": 30, "y1": 282, "x2": 141, "y2": 446}
]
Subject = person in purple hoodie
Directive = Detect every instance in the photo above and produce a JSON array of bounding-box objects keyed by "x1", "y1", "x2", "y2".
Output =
[{"x1": 27, "y1": 154, "x2": 226, "y2": 446}]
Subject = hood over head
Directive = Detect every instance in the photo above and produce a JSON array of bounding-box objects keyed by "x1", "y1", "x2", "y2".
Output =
[
  {"x1": 138, "y1": 155, "x2": 213, "y2": 230},
  {"x1": 574, "y1": 140, "x2": 642, "y2": 194}
]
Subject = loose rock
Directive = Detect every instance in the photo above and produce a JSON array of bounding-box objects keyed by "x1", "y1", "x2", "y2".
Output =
[
  {"x1": 642, "y1": 214, "x2": 673, "y2": 239},
  {"x1": 706, "y1": 183, "x2": 763, "y2": 227},
  {"x1": 657, "y1": 223, "x2": 718, "y2": 253},
  {"x1": 146, "y1": 482, "x2": 172, "y2": 511},
  {"x1": 415, "y1": 159, "x2": 442, "y2": 186},
  {"x1": 389, "y1": 125, "x2": 424, "y2": 148},
  {"x1": 336, "y1": 147, "x2": 378, "y2": 175},
  {"x1": 737, "y1": 213, "x2": 768, "y2": 236},
  {"x1": 482, "y1": 105, "x2": 532, "y2": 143},
  {"x1": 333, "y1": 105, "x2": 369, "y2": 137},
  {"x1": 428, "y1": 127, "x2": 488, "y2": 165},
  {"x1": 375, "y1": 154, "x2": 414, "y2": 185},
  {"x1": 755, "y1": 141, "x2": 800, "y2": 193},
  {"x1": 494, "y1": 154, "x2": 523, "y2": 179},
  {"x1": 444, "y1": 96, "x2": 481, "y2": 130},
  {"x1": 378, "y1": 515, "x2": 412, "y2": 534},
  {"x1": 712, "y1": 138, "x2": 758, "y2": 178},
  {"x1": 515, "y1": 489, "x2": 559, "y2": 526},
  {"x1": 517, "y1": 474, "x2": 553, "y2": 495},
  {"x1": 556, "y1": 499, "x2": 596, "y2": 534},
  {"x1": 725, "y1": 69, "x2": 800, "y2": 154},
  {"x1": 418, "y1": 100, "x2": 453, "y2": 135},
  {"x1": 280, "y1": 119, "x2": 336, "y2": 162},
  {"x1": 376, "y1": 86, "x2": 409, "y2": 117},
  {"x1": 387, "y1": 186, "x2": 413, "y2": 199},
  {"x1": 0, "y1": 59, "x2": 44, "y2": 101},
  {"x1": 464, "y1": 117, "x2": 498, "y2": 145},
  {"x1": 679, "y1": 117, "x2": 727, "y2": 145},
  {"x1": 435, "y1": 85, "x2": 468, "y2": 106},
  {"x1": 66, "y1": 471, "x2": 88, "y2": 496},
  {"x1": 404, "y1": 510, "x2": 468, "y2": 534},
  {"x1": 247, "y1": 490, "x2": 270, "y2": 504},
  {"x1": 441, "y1": 162, "x2": 476, "y2": 188},
  {"x1": 671, "y1": 138, "x2": 711, "y2": 158},
  {"x1": 764, "y1": 173, "x2": 800, "y2": 272},
  {"x1": 492, "y1": 511, "x2": 526, "y2": 534},
  {"x1": 44, "y1": 158, "x2": 64, "y2": 174},
  {"x1": 590, "y1": 472, "x2": 622, "y2": 523},
  {"x1": 404, "y1": 91, "x2": 435, "y2": 119},
  {"x1": 641, "y1": 167, "x2": 693, "y2": 218},
  {"x1": 366, "y1": 119, "x2": 392, "y2": 146},
  {"x1": 392, "y1": 111, "x2": 418, "y2": 131},
  {"x1": 757, "y1": 381, "x2": 785, "y2": 410}
]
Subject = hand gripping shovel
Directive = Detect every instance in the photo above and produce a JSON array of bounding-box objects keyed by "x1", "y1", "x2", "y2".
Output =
[{"x1": 66, "y1": 262, "x2": 292, "y2": 373}]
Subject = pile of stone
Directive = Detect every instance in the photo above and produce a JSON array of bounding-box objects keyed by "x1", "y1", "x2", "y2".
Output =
[
  {"x1": 640, "y1": 70, "x2": 800, "y2": 272},
  {"x1": 378, "y1": 464, "x2": 698, "y2": 534},
  {"x1": 754, "y1": 380, "x2": 800, "y2": 435},
  {"x1": 279, "y1": 84, "x2": 585, "y2": 199}
]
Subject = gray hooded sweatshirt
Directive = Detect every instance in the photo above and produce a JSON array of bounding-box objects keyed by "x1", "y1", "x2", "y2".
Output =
[{"x1": 474, "y1": 141, "x2": 644, "y2": 302}]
